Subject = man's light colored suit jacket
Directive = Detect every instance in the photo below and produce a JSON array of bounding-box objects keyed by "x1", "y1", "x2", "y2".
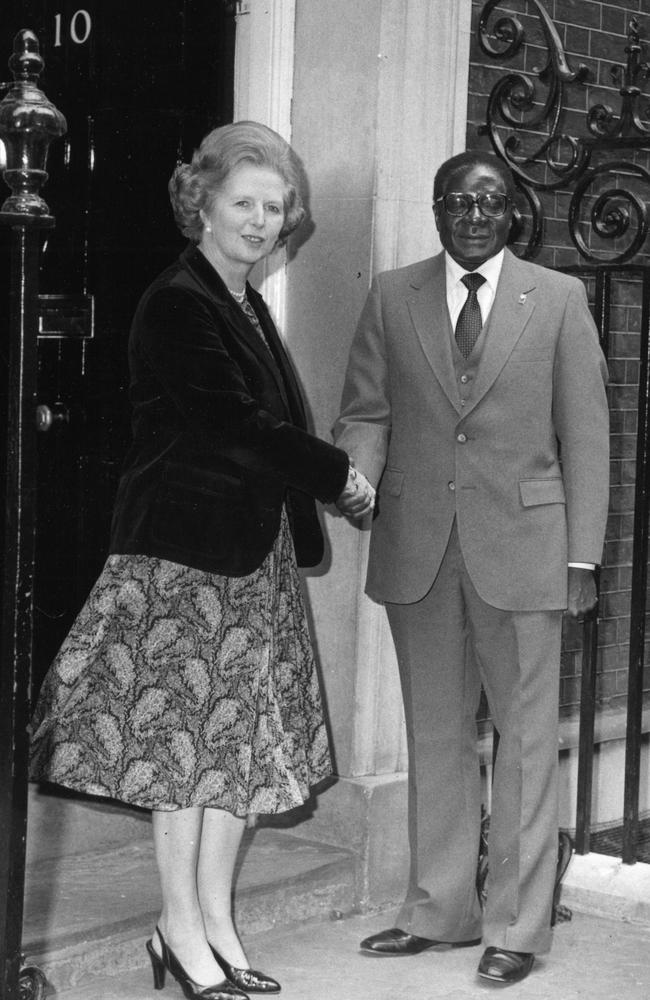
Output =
[{"x1": 334, "y1": 247, "x2": 610, "y2": 610}]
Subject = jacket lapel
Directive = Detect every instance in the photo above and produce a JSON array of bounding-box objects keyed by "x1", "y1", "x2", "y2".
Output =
[
  {"x1": 248, "y1": 289, "x2": 307, "y2": 427},
  {"x1": 407, "y1": 254, "x2": 462, "y2": 413},
  {"x1": 181, "y1": 245, "x2": 303, "y2": 424},
  {"x1": 463, "y1": 248, "x2": 537, "y2": 415},
  {"x1": 406, "y1": 249, "x2": 539, "y2": 417}
]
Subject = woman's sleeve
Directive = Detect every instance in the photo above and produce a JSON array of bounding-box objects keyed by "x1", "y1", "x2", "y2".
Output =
[{"x1": 136, "y1": 285, "x2": 349, "y2": 503}]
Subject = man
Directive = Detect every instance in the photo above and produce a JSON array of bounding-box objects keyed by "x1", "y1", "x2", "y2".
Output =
[{"x1": 334, "y1": 151, "x2": 609, "y2": 986}]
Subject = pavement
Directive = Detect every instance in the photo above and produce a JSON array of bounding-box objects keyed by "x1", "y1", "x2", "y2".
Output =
[
  {"x1": 44, "y1": 906, "x2": 650, "y2": 1000},
  {"x1": 20, "y1": 789, "x2": 650, "y2": 1000}
]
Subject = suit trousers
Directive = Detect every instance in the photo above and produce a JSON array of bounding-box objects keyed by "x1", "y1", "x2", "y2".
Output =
[{"x1": 385, "y1": 521, "x2": 562, "y2": 954}]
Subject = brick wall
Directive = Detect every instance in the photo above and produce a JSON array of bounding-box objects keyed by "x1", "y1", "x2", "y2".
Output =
[{"x1": 466, "y1": 0, "x2": 650, "y2": 715}]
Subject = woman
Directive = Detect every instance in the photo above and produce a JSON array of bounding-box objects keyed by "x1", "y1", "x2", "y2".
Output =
[{"x1": 29, "y1": 121, "x2": 374, "y2": 1000}]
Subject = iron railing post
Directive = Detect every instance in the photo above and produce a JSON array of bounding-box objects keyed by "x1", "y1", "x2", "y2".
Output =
[
  {"x1": 574, "y1": 608, "x2": 599, "y2": 854},
  {"x1": 0, "y1": 220, "x2": 48, "y2": 1000},
  {"x1": 0, "y1": 30, "x2": 66, "y2": 999},
  {"x1": 622, "y1": 269, "x2": 650, "y2": 865}
]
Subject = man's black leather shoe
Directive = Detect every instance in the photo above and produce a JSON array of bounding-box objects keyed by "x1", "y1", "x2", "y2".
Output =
[
  {"x1": 477, "y1": 947, "x2": 534, "y2": 984},
  {"x1": 360, "y1": 927, "x2": 482, "y2": 956}
]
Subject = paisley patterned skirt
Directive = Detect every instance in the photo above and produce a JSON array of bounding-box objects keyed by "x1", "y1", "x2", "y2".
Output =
[{"x1": 29, "y1": 511, "x2": 331, "y2": 815}]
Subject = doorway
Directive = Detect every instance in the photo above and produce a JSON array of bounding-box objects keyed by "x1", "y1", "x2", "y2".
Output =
[{"x1": 0, "y1": 1, "x2": 236, "y2": 694}]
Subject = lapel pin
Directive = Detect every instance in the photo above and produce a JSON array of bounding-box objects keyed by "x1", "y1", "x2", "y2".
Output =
[{"x1": 518, "y1": 293, "x2": 527, "y2": 305}]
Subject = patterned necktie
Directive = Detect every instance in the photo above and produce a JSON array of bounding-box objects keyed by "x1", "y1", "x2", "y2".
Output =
[{"x1": 455, "y1": 272, "x2": 486, "y2": 358}]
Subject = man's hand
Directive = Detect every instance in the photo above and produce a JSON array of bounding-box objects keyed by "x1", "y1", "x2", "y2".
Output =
[
  {"x1": 335, "y1": 466, "x2": 375, "y2": 520},
  {"x1": 566, "y1": 566, "x2": 598, "y2": 618}
]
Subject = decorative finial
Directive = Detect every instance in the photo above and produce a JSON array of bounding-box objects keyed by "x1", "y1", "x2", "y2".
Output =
[{"x1": 0, "y1": 29, "x2": 67, "y2": 217}]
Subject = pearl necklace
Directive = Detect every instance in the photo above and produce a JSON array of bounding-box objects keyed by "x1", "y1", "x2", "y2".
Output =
[{"x1": 228, "y1": 286, "x2": 246, "y2": 303}]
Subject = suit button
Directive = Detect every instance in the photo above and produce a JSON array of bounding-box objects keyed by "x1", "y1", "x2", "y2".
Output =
[
  {"x1": 460, "y1": 374, "x2": 469, "y2": 384},
  {"x1": 457, "y1": 432, "x2": 467, "y2": 443},
  {"x1": 448, "y1": 481, "x2": 455, "y2": 491}
]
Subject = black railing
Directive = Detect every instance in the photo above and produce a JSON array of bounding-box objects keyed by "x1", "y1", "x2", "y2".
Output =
[
  {"x1": 475, "y1": 0, "x2": 650, "y2": 864},
  {"x1": 575, "y1": 608, "x2": 599, "y2": 855},
  {"x1": 0, "y1": 29, "x2": 66, "y2": 1000},
  {"x1": 564, "y1": 264, "x2": 650, "y2": 863}
]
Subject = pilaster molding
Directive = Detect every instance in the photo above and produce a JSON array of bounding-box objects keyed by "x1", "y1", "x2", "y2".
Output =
[
  {"x1": 233, "y1": 0, "x2": 297, "y2": 329},
  {"x1": 373, "y1": 0, "x2": 472, "y2": 274},
  {"x1": 349, "y1": 0, "x2": 472, "y2": 777},
  {"x1": 232, "y1": 0, "x2": 474, "y2": 781},
  {"x1": 350, "y1": 572, "x2": 407, "y2": 776}
]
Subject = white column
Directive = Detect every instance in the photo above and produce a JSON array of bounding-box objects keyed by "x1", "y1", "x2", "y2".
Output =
[
  {"x1": 348, "y1": 0, "x2": 473, "y2": 776},
  {"x1": 233, "y1": 0, "x2": 297, "y2": 329},
  {"x1": 233, "y1": 0, "x2": 473, "y2": 779},
  {"x1": 373, "y1": 0, "x2": 471, "y2": 273}
]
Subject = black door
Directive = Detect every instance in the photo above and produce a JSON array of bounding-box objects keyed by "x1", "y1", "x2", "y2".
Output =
[{"x1": 0, "y1": 1, "x2": 236, "y2": 694}]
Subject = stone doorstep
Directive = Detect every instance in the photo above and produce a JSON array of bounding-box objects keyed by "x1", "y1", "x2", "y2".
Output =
[
  {"x1": 26, "y1": 784, "x2": 152, "y2": 865},
  {"x1": 561, "y1": 851, "x2": 650, "y2": 926},
  {"x1": 22, "y1": 827, "x2": 359, "y2": 994},
  {"x1": 23, "y1": 751, "x2": 650, "y2": 995},
  {"x1": 20, "y1": 807, "x2": 650, "y2": 995}
]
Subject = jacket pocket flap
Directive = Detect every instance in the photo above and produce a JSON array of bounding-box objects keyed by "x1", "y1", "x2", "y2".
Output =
[
  {"x1": 380, "y1": 467, "x2": 404, "y2": 497},
  {"x1": 519, "y1": 477, "x2": 565, "y2": 507}
]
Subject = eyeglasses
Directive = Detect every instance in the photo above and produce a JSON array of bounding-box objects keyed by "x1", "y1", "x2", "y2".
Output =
[{"x1": 435, "y1": 192, "x2": 511, "y2": 218}]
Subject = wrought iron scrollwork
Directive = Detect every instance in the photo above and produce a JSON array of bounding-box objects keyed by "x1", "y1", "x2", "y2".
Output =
[
  {"x1": 478, "y1": 2, "x2": 650, "y2": 262},
  {"x1": 19, "y1": 964, "x2": 47, "y2": 1000},
  {"x1": 569, "y1": 162, "x2": 650, "y2": 263},
  {"x1": 588, "y1": 18, "x2": 650, "y2": 140},
  {"x1": 508, "y1": 183, "x2": 543, "y2": 261},
  {"x1": 477, "y1": 0, "x2": 589, "y2": 190}
]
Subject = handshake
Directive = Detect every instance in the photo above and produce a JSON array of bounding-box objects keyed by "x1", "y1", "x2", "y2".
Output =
[{"x1": 335, "y1": 464, "x2": 375, "y2": 520}]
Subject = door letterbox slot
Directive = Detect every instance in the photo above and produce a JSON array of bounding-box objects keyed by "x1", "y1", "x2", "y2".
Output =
[{"x1": 38, "y1": 294, "x2": 94, "y2": 339}]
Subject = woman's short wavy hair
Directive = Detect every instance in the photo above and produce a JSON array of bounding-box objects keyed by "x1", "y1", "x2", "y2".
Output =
[{"x1": 169, "y1": 121, "x2": 306, "y2": 245}]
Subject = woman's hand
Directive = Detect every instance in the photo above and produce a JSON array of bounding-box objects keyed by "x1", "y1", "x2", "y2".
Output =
[{"x1": 336, "y1": 466, "x2": 375, "y2": 520}]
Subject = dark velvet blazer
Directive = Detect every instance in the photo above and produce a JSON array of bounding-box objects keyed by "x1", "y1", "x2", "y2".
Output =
[{"x1": 109, "y1": 244, "x2": 349, "y2": 575}]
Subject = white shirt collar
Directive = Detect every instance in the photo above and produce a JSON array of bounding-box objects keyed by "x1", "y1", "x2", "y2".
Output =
[{"x1": 445, "y1": 248, "x2": 505, "y2": 293}]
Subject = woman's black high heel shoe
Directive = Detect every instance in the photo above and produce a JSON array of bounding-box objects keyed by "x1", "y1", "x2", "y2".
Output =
[
  {"x1": 146, "y1": 928, "x2": 250, "y2": 999},
  {"x1": 210, "y1": 946, "x2": 281, "y2": 994}
]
